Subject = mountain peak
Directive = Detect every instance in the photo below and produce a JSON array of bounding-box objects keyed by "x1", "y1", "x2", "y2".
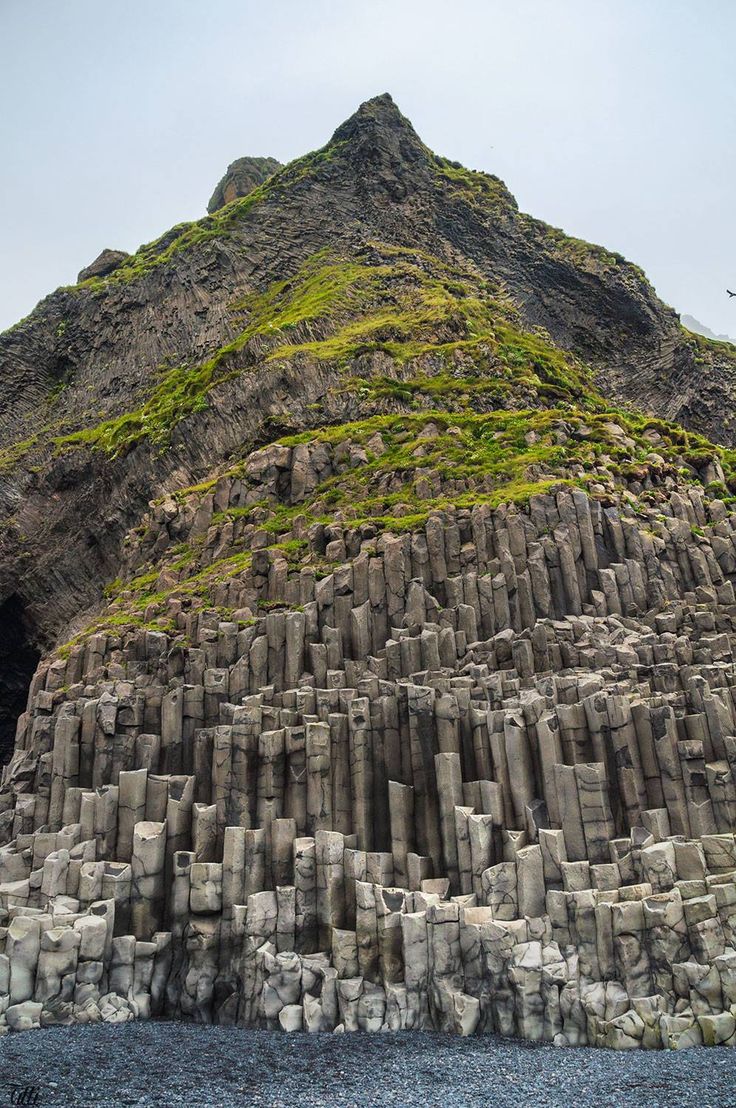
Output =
[
  {"x1": 336, "y1": 92, "x2": 406, "y2": 125},
  {"x1": 331, "y1": 92, "x2": 421, "y2": 144},
  {"x1": 326, "y1": 93, "x2": 432, "y2": 198}
]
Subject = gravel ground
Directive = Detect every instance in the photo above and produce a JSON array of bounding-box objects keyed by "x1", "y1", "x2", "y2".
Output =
[{"x1": 1, "y1": 1022, "x2": 735, "y2": 1108}]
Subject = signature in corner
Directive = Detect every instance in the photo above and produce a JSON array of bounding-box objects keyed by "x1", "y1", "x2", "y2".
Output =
[{"x1": 8, "y1": 1087, "x2": 42, "y2": 1107}]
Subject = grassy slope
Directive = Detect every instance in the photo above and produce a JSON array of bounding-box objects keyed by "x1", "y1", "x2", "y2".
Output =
[
  {"x1": 5, "y1": 123, "x2": 736, "y2": 658},
  {"x1": 57, "y1": 400, "x2": 736, "y2": 655}
]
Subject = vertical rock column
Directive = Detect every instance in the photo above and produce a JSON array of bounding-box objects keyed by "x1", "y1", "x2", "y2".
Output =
[
  {"x1": 316, "y1": 830, "x2": 345, "y2": 950},
  {"x1": 388, "y1": 781, "x2": 415, "y2": 888},
  {"x1": 48, "y1": 710, "x2": 80, "y2": 831},
  {"x1": 305, "y1": 722, "x2": 332, "y2": 835},
  {"x1": 131, "y1": 821, "x2": 167, "y2": 940},
  {"x1": 348, "y1": 700, "x2": 373, "y2": 850},
  {"x1": 435, "y1": 753, "x2": 463, "y2": 892}
]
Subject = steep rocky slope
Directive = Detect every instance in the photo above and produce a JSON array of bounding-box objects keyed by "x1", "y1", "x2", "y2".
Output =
[
  {"x1": 1, "y1": 95, "x2": 734, "y2": 653},
  {"x1": 2, "y1": 96, "x2": 736, "y2": 1048}
]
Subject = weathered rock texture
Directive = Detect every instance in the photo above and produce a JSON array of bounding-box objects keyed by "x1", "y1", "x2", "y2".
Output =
[
  {"x1": 77, "y1": 249, "x2": 130, "y2": 284},
  {"x1": 207, "y1": 156, "x2": 282, "y2": 214},
  {"x1": 4, "y1": 449, "x2": 736, "y2": 1046},
  {"x1": 2, "y1": 96, "x2": 736, "y2": 1048}
]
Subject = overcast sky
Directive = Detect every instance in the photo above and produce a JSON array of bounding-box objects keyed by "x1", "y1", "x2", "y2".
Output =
[{"x1": 1, "y1": 0, "x2": 734, "y2": 338}]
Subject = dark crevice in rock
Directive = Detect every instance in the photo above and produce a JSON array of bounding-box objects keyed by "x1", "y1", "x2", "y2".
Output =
[{"x1": 0, "y1": 594, "x2": 40, "y2": 764}]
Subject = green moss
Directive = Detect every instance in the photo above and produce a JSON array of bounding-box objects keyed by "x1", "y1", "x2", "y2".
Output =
[
  {"x1": 57, "y1": 545, "x2": 256, "y2": 656},
  {"x1": 346, "y1": 372, "x2": 513, "y2": 406},
  {"x1": 0, "y1": 434, "x2": 41, "y2": 475},
  {"x1": 434, "y1": 157, "x2": 518, "y2": 212},
  {"x1": 53, "y1": 359, "x2": 221, "y2": 456},
  {"x1": 53, "y1": 249, "x2": 392, "y2": 456},
  {"x1": 55, "y1": 393, "x2": 736, "y2": 655},
  {"x1": 52, "y1": 245, "x2": 600, "y2": 458},
  {"x1": 257, "y1": 598, "x2": 304, "y2": 611},
  {"x1": 263, "y1": 247, "x2": 599, "y2": 409},
  {"x1": 219, "y1": 409, "x2": 595, "y2": 539},
  {"x1": 54, "y1": 249, "x2": 366, "y2": 455},
  {"x1": 172, "y1": 478, "x2": 219, "y2": 502},
  {"x1": 268, "y1": 403, "x2": 736, "y2": 537},
  {"x1": 272, "y1": 538, "x2": 309, "y2": 559},
  {"x1": 681, "y1": 326, "x2": 736, "y2": 361}
]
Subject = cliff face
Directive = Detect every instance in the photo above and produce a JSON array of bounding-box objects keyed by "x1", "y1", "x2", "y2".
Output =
[
  {"x1": 2, "y1": 95, "x2": 736, "y2": 1047},
  {"x1": 2, "y1": 95, "x2": 734, "y2": 653}
]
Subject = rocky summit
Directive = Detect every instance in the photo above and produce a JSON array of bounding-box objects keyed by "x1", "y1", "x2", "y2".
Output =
[{"x1": 2, "y1": 94, "x2": 736, "y2": 1049}]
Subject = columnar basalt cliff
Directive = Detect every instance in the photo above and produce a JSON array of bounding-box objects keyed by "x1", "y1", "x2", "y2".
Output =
[{"x1": 2, "y1": 96, "x2": 736, "y2": 1047}]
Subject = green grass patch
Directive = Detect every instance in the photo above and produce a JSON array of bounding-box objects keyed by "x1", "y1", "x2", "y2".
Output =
[{"x1": 51, "y1": 245, "x2": 601, "y2": 458}]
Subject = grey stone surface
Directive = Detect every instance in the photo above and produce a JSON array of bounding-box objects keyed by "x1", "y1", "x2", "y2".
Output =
[{"x1": 3, "y1": 481, "x2": 736, "y2": 1045}]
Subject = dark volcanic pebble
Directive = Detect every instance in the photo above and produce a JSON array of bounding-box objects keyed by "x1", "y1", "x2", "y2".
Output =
[{"x1": 1, "y1": 1023, "x2": 736, "y2": 1108}]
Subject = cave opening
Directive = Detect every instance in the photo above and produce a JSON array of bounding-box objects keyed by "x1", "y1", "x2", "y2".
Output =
[{"x1": 0, "y1": 594, "x2": 40, "y2": 765}]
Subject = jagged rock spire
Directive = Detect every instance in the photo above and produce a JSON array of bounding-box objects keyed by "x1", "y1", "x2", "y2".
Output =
[{"x1": 324, "y1": 93, "x2": 435, "y2": 200}]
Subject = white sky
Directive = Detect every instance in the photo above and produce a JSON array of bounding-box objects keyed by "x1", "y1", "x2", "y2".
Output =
[{"x1": 1, "y1": 0, "x2": 734, "y2": 338}]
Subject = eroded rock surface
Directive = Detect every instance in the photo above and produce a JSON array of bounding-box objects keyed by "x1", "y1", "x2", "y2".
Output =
[
  {"x1": 77, "y1": 249, "x2": 130, "y2": 284},
  {"x1": 207, "y1": 156, "x2": 282, "y2": 213}
]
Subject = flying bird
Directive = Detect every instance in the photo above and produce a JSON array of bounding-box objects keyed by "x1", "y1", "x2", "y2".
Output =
[{"x1": 728, "y1": 289, "x2": 736, "y2": 298}]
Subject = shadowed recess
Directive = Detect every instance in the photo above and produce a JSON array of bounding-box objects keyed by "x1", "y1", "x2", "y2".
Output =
[{"x1": 0, "y1": 594, "x2": 40, "y2": 764}]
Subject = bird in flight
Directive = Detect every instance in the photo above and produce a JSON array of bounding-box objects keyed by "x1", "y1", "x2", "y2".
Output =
[{"x1": 728, "y1": 289, "x2": 736, "y2": 298}]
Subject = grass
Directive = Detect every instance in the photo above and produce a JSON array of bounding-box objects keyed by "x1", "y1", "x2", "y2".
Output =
[
  {"x1": 209, "y1": 408, "x2": 663, "y2": 536},
  {"x1": 53, "y1": 395, "x2": 736, "y2": 657},
  {"x1": 57, "y1": 547, "x2": 254, "y2": 656},
  {"x1": 71, "y1": 140, "x2": 350, "y2": 293},
  {"x1": 57, "y1": 409, "x2": 584, "y2": 651},
  {"x1": 681, "y1": 326, "x2": 736, "y2": 365},
  {"x1": 434, "y1": 157, "x2": 518, "y2": 213},
  {"x1": 0, "y1": 433, "x2": 41, "y2": 475},
  {"x1": 53, "y1": 249, "x2": 374, "y2": 455},
  {"x1": 49, "y1": 244, "x2": 602, "y2": 458},
  {"x1": 261, "y1": 248, "x2": 600, "y2": 406},
  {"x1": 344, "y1": 372, "x2": 514, "y2": 407}
]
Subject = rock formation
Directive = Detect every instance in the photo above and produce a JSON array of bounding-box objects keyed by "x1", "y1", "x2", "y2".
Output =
[
  {"x1": 207, "y1": 156, "x2": 282, "y2": 213},
  {"x1": 77, "y1": 249, "x2": 130, "y2": 284},
  {"x1": 2, "y1": 95, "x2": 736, "y2": 1048}
]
